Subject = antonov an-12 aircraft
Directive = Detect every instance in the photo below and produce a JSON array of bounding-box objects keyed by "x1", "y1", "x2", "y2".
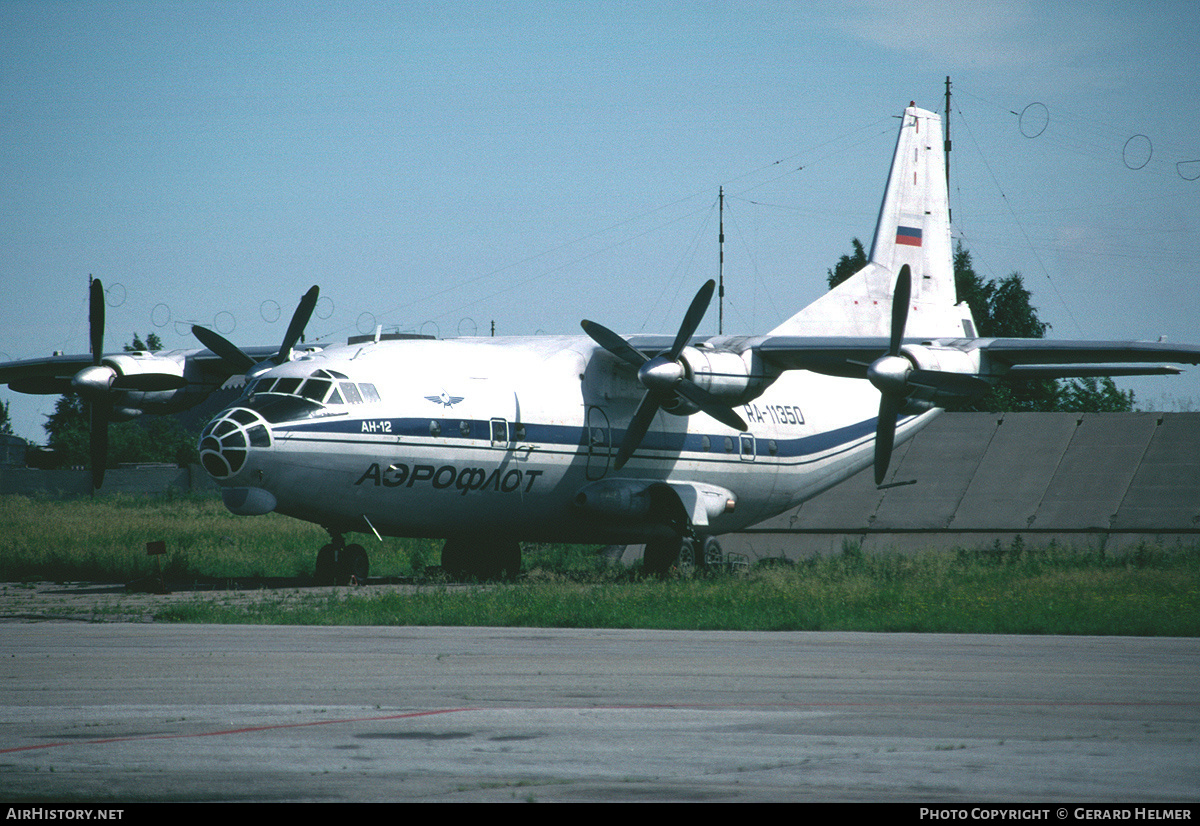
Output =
[{"x1": 4, "y1": 103, "x2": 1199, "y2": 582}]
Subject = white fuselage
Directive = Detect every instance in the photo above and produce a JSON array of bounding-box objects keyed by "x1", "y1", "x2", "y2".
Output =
[{"x1": 199, "y1": 334, "x2": 935, "y2": 543}]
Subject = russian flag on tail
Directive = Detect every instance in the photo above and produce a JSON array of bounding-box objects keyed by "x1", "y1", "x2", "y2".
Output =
[{"x1": 895, "y1": 225, "x2": 923, "y2": 247}]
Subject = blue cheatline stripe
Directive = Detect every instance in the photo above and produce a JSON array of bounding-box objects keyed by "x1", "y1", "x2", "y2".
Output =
[{"x1": 275, "y1": 415, "x2": 889, "y2": 465}]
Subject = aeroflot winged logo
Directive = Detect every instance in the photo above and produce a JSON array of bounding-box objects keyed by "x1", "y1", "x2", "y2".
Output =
[{"x1": 424, "y1": 390, "x2": 465, "y2": 408}]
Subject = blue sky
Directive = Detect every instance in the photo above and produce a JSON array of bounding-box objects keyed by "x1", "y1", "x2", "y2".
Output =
[{"x1": 2, "y1": 0, "x2": 1198, "y2": 441}]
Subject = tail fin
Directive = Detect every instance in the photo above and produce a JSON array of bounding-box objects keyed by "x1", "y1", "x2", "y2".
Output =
[{"x1": 769, "y1": 104, "x2": 973, "y2": 339}]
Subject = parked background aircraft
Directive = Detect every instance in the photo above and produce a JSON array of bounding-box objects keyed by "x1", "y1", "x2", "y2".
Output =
[{"x1": 3, "y1": 104, "x2": 1198, "y2": 581}]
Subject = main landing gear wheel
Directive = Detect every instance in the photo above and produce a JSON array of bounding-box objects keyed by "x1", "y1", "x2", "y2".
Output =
[
  {"x1": 701, "y1": 536, "x2": 724, "y2": 571},
  {"x1": 644, "y1": 536, "x2": 725, "y2": 578},
  {"x1": 340, "y1": 543, "x2": 369, "y2": 584},
  {"x1": 643, "y1": 536, "x2": 698, "y2": 578},
  {"x1": 441, "y1": 538, "x2": 521, "y2": 581}
]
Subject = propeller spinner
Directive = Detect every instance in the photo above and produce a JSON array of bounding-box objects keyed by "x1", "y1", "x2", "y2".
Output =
[{"x1": 581, "y1": 280, "x2": 747, "y2": 470}]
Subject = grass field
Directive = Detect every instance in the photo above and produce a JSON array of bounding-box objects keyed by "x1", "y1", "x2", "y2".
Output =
[{"x1": 3, "y1": 493, "x2": 1198, "y2": 635}]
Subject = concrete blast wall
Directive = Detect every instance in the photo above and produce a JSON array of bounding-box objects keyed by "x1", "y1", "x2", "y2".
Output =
[{"x1": 723, "y1": 412, "x2": 1200, "y2": 559}]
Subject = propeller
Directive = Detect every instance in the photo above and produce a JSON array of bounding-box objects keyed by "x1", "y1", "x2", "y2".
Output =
[
  {"x1": 68, "y1": 277, "x2": 111, "y2": 490},
  {"x1": 192, "y1": 286, "x2": 320, "y2": 379},
  {"x1": 581, "y1": 279, "x2": 747, "y2": 470},
  {"x1": 865, "y1": 265, "x2": 912, "y2": 486},
  {"x1": 864, "y1": 265, "x2": 990, "y2": 485},
  {"x1": 65, "y1": 277, "x2": 192, "y2": 489}
]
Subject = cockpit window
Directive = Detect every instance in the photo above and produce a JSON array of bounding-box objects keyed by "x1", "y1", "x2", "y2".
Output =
[
  {"x1": 340, "y1": 382, "x2": 362, "y2": 405},
  {"x1": 299, "y1": 379, "x2": 332, "y2": 402},
  {"x1": 240, "y1": 370, "x2": 380, "y2": 421},
  {"x1": 247, "y1": 395, "x2": 324, "y2": 424}
]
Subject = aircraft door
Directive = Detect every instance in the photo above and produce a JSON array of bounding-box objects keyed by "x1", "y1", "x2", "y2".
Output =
[
  {"x1": 586, "y1": 405, "x2": 611, "y2": 480},
  {"x1": 490, "y1": 417, "x2": 509, "y2": 448},
  {"x1": 739, "y1": 432, "x2": 756, "y2": 462}
]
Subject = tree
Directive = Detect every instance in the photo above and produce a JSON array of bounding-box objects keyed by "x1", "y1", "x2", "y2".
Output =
[
  {"x1": 1058, "y1": 377, "x2": 1135, "y2": 413},
  {"x1": 124, "y1": 332, "x2": 163, "y2": 352},
  {"x1": 827, "y1": 238, "x2": 868, "y2": 290},
  {"x1": 42, "y1": 393, "x2": 89, "y2": 465},
  {"x1": 950, "y1": 245, "x2": 1059, "y2": 411},
  {"x1": 0, "y1": 399, "x2": 12, "y2": 436}
]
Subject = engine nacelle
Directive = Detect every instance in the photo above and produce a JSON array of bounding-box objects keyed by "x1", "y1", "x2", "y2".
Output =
[
  {"x1": 899, "y1": 343, "x2": 981, "y2": 376},
  {"x1": 101, "y1": 352, "x2": 187, "y2": 391},
  {"x1": 899, "y1": 343, "x2": 987, "y2": 407},
  {"x1": 75, "y1": 353, "x2": 193, "y2": 415},
  {"x1": 573, "y1": 478, "x2": 736, "y2": 528},
  {"x1": 660, "y1": 346, "x2": 771, "y2": 416}
]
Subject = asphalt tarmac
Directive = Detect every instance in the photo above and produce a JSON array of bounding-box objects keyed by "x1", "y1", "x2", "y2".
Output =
[{"x1": 1, "y1": 623, "x2": 1197, "y2": 803}]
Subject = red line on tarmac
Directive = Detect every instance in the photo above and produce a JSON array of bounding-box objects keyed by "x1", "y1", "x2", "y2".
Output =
[
  {"x1": 0, "y1": 707, "x2": 477, "y2": 755},
  {"x1": 3, "y1": 700, "x2": 1195, "y2": 755}
]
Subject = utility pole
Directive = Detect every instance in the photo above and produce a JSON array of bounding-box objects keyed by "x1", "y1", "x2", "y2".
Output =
[
  {"x1": 944, "y1": 76, "x2": 952, "y2": 221},
  {"x1": 718, "y1": 186, "x2": 725, "y2": 335}
]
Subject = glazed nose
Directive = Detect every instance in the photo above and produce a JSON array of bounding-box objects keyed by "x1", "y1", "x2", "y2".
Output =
[{"x1": 199, "y1": 408, "x2": 272, "y2": 480}]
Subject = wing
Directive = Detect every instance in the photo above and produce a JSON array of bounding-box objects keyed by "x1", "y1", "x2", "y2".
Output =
[
  {"x1": 969, "y1": 338, "x2": 1200, "y2": 377},
  {"x1": 747, "y1": 335, "x2": 1200, "y2": 392},
  {"x1": 0, "y1": 345, "x2": 283, "y2": 402}
]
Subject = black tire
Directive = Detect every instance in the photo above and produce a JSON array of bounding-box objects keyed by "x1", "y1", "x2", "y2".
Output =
[
  {"x1": 441, "y1": 538, "x2": 470, "y2": 581},
  {"x1": 701, "y1": 536, "x2": 724, "y2": 572},
  {"x1": 314, "y1": 544, "x2": 337, "y2": 586},
  {"x1": 643, "y1": 537, "x2": 696, "y2": 578},
  {"x1": 339, "y1": 543, "x2": 369, "y2": 584}
]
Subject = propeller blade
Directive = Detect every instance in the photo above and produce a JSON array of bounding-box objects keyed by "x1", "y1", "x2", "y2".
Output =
[
  {"x1": 888, "y1": 265, "x2": 911, "y2": 357},
  {"x1": 669, "y1": 279, "x2": 715, "y2": 361},
  {"x1": 873, "y1": 264, "x2": 914, "y2": 486},
  {"x1": 89, "y1": 277, "x2": 104, "y2": 367},
  {"x1": 89, "y1": 402, "x2": 108, "y2": 491},
  {"x1": 674, "y1": 379, "x2": 748, "y2": 431},
  {"x1": 193, "y1": 325, "x2": 258, "y2": 374},
  {"x1": 614, "y1": 392, "x2": 663, "y2": 471},
  {"x1": 9, "y1": 376, "x2": 73, "y2": 395},
  {"x1": 580, "y1": 319, "x2": 649, "y2": 368},
  {"x1": 874, "y1": 393, "x2": 902, "y2": 486},
  {"x1": 278, "y1": 285, "x2": 319, "y2": 363},
  {"x1": 584, "y1": 280, "x2": 731, "y2": 471}
]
